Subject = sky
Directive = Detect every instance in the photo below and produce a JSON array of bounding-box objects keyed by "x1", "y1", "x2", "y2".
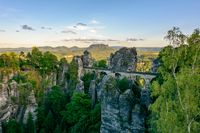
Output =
[{"x1": 0, "y1": 0, "x2": 200, "y2": 48}]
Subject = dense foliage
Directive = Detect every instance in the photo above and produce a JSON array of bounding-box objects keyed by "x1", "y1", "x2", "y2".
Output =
[
  {"x1": 0, "y1": 47, "x2": 101, "y2": 133},
  {"x1": 93, "y1": 59, "x2": 107, "y2": 68},
  {"x1": 81, "y1": 72, "x2": 95, "y2": 93},
  {"x1": 149, "y1": 27, "x2": 200, "y2": 133}
]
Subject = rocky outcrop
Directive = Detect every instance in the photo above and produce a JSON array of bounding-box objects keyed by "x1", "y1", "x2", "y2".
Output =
[
  {"x1": 45, "y1": 72, "x2": 57, "y2": 89},
  {"x1": 100, "y1": 76, "x2": 145, "y2": 133},
  {"x1": 82, "y1": 50, "x2": 93, "y2": 67},
  {"x1": 57, "y1": 59, "x2": 69, "y2": 89},
  {"x1": 74, "y1": 51, "x2": 94, "y2": 93},
  {"x1": 88, "y1": 80, "x2": 97, "y2": 108},
  {"x1": 23, "y1": 90, "x2": 38, "y2": 124},
  {"x1": 151, "y1": 58, "x2": 159, "y2": 73},
  {"x1": 75, "y1": 80, "x2": 84, "y2": 93},
  {"x1": 74, "y1": 56, "x2": 84, "y2": 80},
  {"x1": 0, "y1": 71, "x2": 38, "y2": 127},
  {"x1": 109, "y1": 47, "x2": 137, "y2": 72},
  {"x1": 0, "y1": 77, "x2": 19, "y2": 123}
]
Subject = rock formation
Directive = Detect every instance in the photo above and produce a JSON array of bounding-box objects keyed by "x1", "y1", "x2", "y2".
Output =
[
  {"x1": 81, "y1": 50, "x2": 93, "y2": 67},
  {"x1": 73, "y1": 56, "x2": 84, "y2": 80},
  {"x1": 0, "y1": 71, "x2": 38, "y2": 129},
  {"x1": 109, "y1": 47, "x2": 137, "y2": 72},
  {"x1": 0, "y1": 72, "x2": 19, "y2": 124},
  {"x1": 100, "y1": 75, "x2": 145, "y2": 133},
  {"x1": 75, "y1": 79, "x2": 84, "y2": 93},
  {"x1": 57, "y1": 59, "x2": 69, "y2": 89},
  {"x1": 73, "y1": 50, "x2": 94, "y2": 93},
  {"x1": 151, "y1": 58, "x2": 159, "y2": 73},
  {"x1": 23, "y1": 90, "x2": 38, "y2": 124},
  {"x1": 88, "y1": 80, "x2": 97, "y2": 108}
]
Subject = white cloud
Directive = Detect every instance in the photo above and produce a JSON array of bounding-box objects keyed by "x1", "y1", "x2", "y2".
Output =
[
  {"x1": 90, "y1": 19, "x2": 100, "y2": 24},
  {"x1": 74, "y1": 25, "x2": 88, "y2": 31},
  {"x1": 89, "y1": 29, "x2": 97, "y2": 33}
]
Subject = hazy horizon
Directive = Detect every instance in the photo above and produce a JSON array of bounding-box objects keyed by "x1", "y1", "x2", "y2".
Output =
[
  {"x1": 0, "y1": 43, "x2": 164, "y2": 49},
  {"x1": 0, "y1": 0, "x2": 199, "y2": 48}
]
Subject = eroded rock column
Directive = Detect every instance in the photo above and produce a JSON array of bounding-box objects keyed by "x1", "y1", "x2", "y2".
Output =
[{"x1": 100, "y1": 76, "x2": 145, "y2": 133}]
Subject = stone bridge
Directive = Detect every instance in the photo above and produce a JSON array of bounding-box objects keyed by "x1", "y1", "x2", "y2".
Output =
[
  {"x1": 83, "y1": 67, "x2": 158, "y2": 108},
  {"x1": 83, "y1": 67, "x2": 158, "y2": 89}
]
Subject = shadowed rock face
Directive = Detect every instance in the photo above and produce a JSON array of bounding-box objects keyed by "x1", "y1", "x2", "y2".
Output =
[
  {"x1": 100, "y1": 76, "x2": 145, "y2": 133},
  {"x1": 109, "y1": 47, "x2": 137, "y2": 72}
]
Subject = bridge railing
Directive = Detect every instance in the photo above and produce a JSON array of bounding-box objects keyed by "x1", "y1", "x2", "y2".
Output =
[{"x1": 83, "y1": 67, "x2": 159, "y2": 76}]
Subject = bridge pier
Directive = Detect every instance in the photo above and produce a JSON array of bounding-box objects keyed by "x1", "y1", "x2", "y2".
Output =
[{"x1": 140, "y1": 77, "x2": 153, "y2": 109}]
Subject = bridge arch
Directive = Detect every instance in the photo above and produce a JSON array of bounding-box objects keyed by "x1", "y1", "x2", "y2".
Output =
[
  {"x1": 115, "y1": 72, "x2": 121, "y2": 78},
  {"x1": 100, "y1": 71, "x2": 107, "y2": 76},
  {"x1": 136, "y1": 76, "x2": 146, "y2": 89},
  {"x1": 92, "y1": 70, "x2": 96, "y2": 74}
]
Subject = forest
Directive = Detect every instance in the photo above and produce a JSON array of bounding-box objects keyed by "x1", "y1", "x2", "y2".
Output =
[
  {"x1": 149, "y1": 27, "x2": 200, "y2": 133},
  {"x1": 0, "y1": 47, "x2": 101, "y2": 133}
]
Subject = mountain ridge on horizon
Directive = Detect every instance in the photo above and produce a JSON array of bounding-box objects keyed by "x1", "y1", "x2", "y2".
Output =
[
  {"x1": 0, "y1": 44, "x2": 161, "y2": 61},
  {"x1": 0, "y1": 44, "x2": 163, "y2": 51}
]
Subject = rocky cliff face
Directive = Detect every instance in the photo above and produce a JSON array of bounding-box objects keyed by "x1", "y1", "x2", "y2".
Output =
[
  {"x1": 0, "y1": 71, "x2": 19, "y2": 123},
  {"x1": 57, "y1": 60, "x2": 69, "y2": 89},
  {"x1": 109, "y1": 47, "x2": 137, "y2": 72},
  {"x1": 0, "y1": 72, "x2": 38, "y2": 128},
  {"x1": 97, "y1": 76, "x2": 145, "y2": 133},
  {"x1": 22, "y1": 90, "x2": 38, "y2": 124}
]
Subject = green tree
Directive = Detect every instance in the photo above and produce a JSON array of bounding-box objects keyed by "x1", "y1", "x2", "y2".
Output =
[
  {"x1": 81, "y1": 72, "x2": 95, "y2": 93},
  {"x1": 149, "y1": 28, "x2": 200, "y2": 133},
  {"x1": 26, "y1": 113, "x2": 35, "y2": 133},
  {"x1": 61, "y1": 93, "x2": 91, "y2": 125},
  {"x1": 3, "y1": 119, "x2": 23, "y2": 133},
  {"x1": 68, "y1": 59, "x2": 78, "y2": 93},
  {"x1": 0, "y1": 53, "x2": 19, "y2": 69},
  {"x1": 40, "y1": 51, "x2": 58, "y2": 75},
  {"x1": 70, "y1": 103, "x2": 101, "y2": 133},
  {"x1": 94, "y1": 59, "x2": 107, "y2": 68},
  {"x1": 53, "y1": 125, "x2": 62, "y2": 133},
  {"x1": 44, "y1": 86, "x2": 66, "y2": 120},
  {"x1": 43, "y1": 111, "x2": 55, "y2": 133},
  {"x1": 28, "y1": 47, "x2": 43, "y2": 69},
  {"x1": 116, "y1": 77, "x2": 131, "y2": 93}
]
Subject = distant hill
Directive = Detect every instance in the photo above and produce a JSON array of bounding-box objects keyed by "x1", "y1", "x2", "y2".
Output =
[{"x1": 0, "y1": 44, "x2": 162, "y2": 61}]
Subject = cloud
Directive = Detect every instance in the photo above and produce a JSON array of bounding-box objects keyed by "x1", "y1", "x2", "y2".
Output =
[
  {"x1": 64, "y1": 20, "x2": 106, "y2": 39},
  {"x1": 16, "y1": 30, "x2": 20, "y2": 32},
  {"x1": 89, "y1": 29, "x2": 97, "y2": 33},
  {"x1": 76, "y1": 23, "x2": 87, "y2": 26},
  {"x1": 21, "y1": 25, "x2": 35, "y2": 31},
  {"x1": 0, "y1": 29, "x2": 6, "y2": 32},
  {"x1": 139, "y1": 38, "x2": 145, "y2": 41},
  {"x1": 126, "y1": 38, "x2": 145, "y2": 42},
  {"x1": 61, "y1": 30, "x2": 77, "y2": 34},
  {"x1": 41, "y1": 26, "x2": 52, "y2": 30},
  {"x1": 90, "y1": 19, "x2": 99, "y2": 24},
  {"x1": 72, "y1": 22, "x2": 88, "y2": 31}
]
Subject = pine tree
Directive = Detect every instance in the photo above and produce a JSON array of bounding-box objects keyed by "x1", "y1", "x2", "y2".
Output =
[
  {"x1": 43, "y1": 111, "x2": 55, "y2": 133},
  {"x1": 26, "y1": 112, "x2": 35, "y2": 133}
]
